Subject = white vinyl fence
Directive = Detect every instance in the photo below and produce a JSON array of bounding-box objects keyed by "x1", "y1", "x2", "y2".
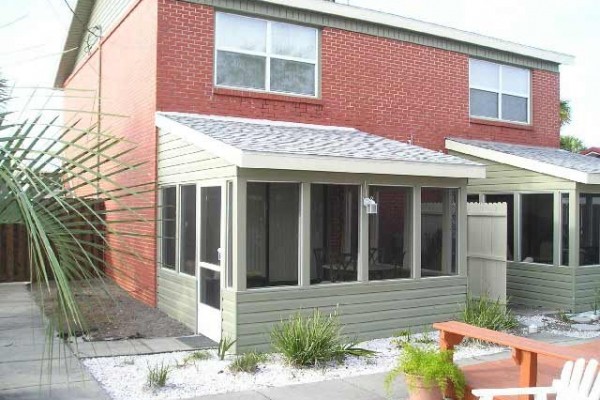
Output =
[{"x1": 467, "y1": 202, "x2": 507, "y2": 303}]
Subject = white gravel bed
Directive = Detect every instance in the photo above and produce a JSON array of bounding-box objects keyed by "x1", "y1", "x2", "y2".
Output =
[
  {"x1": 517, "y1": 313, "x2": 600, "y2": 339},
  {"x1": 84, "y1": 333, "x2": 505, "y2": 400}
]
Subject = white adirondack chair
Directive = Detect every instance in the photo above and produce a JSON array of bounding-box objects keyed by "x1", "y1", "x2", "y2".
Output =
[{"x1": 472, "y1": 358, "x2": 600, "y2": 400}]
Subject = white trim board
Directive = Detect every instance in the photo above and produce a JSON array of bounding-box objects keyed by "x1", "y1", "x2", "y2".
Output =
[
  {"x1": 446, "y1": 139, "x2": 600, "y2": 184},
  {"x1": 155, "y1": 114, "x2": 486, "y2": 179}
]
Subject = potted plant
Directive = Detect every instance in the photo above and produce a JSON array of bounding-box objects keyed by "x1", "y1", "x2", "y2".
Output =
[{"x1": 385, "y1": 343, "x2": 466, "y2": 400}]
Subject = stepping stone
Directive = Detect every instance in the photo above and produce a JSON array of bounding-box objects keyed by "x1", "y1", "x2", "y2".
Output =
[{"x1": 572, "y1": 324, "x2": 600, "y2": 332}]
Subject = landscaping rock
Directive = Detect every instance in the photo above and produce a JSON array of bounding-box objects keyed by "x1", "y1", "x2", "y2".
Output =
[{"x1": 572, "y1": 323, "x2": 600, "y2": 332}]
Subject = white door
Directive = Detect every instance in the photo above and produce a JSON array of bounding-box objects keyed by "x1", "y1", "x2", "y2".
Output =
[{"x1": 197, "y1": 185, "x2": 224, "y2": 341}]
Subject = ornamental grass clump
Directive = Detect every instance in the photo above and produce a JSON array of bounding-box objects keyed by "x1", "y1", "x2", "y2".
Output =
[
  {"x1": 229, "y1": 351, "x2": 268, "y2": 373},
  {"x1": 147, "y1": 362, "x2": 170, "y2": 388},
  {"x1": 460, "y1": 295, "x2": 519, "y2": 331},
  {"x1": 385, "y1": 343, "x2": 466, "y2": 399},
  {"x1": 271, "y1": 309, "x2": 375, "y2": 367}
]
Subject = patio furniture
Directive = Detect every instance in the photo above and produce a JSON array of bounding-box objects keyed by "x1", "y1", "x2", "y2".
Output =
[
  {"x1": 472, "y1": 358, "x2": 600, "y2": 400},
  {"x1": 432, "y1": 321, "x2": 594, "y2": 400}
]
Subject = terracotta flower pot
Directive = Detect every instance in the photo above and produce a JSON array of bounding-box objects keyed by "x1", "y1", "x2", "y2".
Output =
[{"x1": 405, "y1": 374, "x2": 444, "y2": 400}]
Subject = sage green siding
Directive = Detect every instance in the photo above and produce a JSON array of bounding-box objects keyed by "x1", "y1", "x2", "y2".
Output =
[
  {"x1": 158, "y1": 270, "x2": 197, "y2": 330},
  {"x1": 189, "y1": 0, "x2": 559, "y2": 72},
  {"x1": 227, "y1": 277, "x2": 467, "y2": 351},
  {"x1": 507, "y1": 262, "x2": 574, "y2": 310},
  {"x1": 575, "y1": 266, "x2": 600, "y2": 312},
  {"x1": 449, "y1": 152, "x2": 576, "y2": 193}
]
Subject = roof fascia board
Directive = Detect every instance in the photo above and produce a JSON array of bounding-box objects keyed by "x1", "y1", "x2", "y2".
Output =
[
  {"x1": 446, "y1": 139, "x2": 596, "y2": 184},
  {"x1": 155, "y1": 113, "x2": 244, "y2": 166}
]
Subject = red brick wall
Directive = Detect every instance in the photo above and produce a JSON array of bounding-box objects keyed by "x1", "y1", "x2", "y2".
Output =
[
  {"x1": 63, "y1": 0, "x2": 158, "y2": 305},
  {"x1": 156, "y1": 0, "x2": 560, "y2": 151}
]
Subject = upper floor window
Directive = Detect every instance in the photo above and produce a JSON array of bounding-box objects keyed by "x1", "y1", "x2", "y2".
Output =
[
  {"x1": 215, "y1": 12, "x2": 319, "y2": 97},
  {"x1": 469, "y1": 59, "x2": 530, "y2": 124}
]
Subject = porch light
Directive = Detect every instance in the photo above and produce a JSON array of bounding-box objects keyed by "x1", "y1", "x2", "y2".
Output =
[{"x1": 363, "y1": 197, "x2": 378, "y2": 214}]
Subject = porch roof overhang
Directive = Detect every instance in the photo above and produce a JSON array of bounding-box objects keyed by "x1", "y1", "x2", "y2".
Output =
[
  {"x1": 156, "y1": 112, "x2": 485, "y2": 179},
  {"x1": 446, "y1": 138, "x2": 600, "y2": 184}
]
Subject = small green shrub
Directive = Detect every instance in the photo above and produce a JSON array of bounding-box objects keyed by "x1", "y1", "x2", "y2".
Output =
[
  {"x1": 557, "y1": 309, "x2": 572, "y2": 324},
  {"x1": 385, "y1": 343, "x2": 466, "y2": 399},
  {"x1": 183, "y1": 350, "x2": 211, "y2": 365},
  {"x1": 391, "y1": 329, "x2": 412, "y2": 349},
  {"x1": 414, "y1": 329, "x2": 435, "y2": 345},
  {"x1": 460, "y1": 295, "x2": 518, "y2": 331},
  {"x1": 218, "y1": 336, "x2": 236, "y2": 360},
  {"x1": 229, "y1": 351, "x2": 267, "y2": 373},
  {"x1": 591, "y1": 287, "x2": 600, "y2": 315},
  {"x1": 271, "y1": 309, "x2": 376, "y2": 367},
  {"x1": 147, "y1": 362, "x2": 170, "y2": 388}
]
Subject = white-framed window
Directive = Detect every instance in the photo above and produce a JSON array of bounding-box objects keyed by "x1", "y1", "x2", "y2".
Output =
[
  {"x1": 469, "y1": 59, "x2": 531, "y2": 123},
  {"x1": 214, "y1": 12, "x2": 319, "y2": 97}
]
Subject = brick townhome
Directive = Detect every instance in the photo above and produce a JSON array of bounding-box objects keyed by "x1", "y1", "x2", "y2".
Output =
[{"x1": 56, "y1": 0, "x2": 587, "y2": 349}]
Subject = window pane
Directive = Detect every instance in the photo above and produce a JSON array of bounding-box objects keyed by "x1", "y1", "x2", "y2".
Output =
[
  {"x1": 216, "y1": 51, "x2": 266, "y2": 90},
  {"x1": 485, "y1": 194, "x2": 514, "y2": 261},
  {"x1": 271, "y1": 22, "x2": 317, "y2": 60},
  {"x1": 501, "y1": 65, "x2": 529, "y2": 95},
  {"x1": 215, "y1": 13, "x2": 266, "y2": 52},
  {"x1": 467, "y1": 194, "x2": 479, "y2": 203},
  {"x1": 470, "y1": 59, "x2": 500, "y2": 90},
  {"x1": 502, "y1": 94, "x2": 528, "y2": 123},
  {"x1": 200, "y1": 268, "x2": 220, "y2": 309},
  {"x1": 180, "y1": 185, "x2": 196, "y2": 275},
  {"x1": 369, "y1": 186, "x2": 412, "y2": 280},
  {"x1": 270, "y1": 58, "x2": 316, "y2": 95},
  {"x1": 247, "y1": 182, "x2": 299, "y2": 288},
  {"x1": 521, "y1": 194, "x2": 554, "y2": 264},
  {"x1": 470, "y1": 89, "x2": 499, "y2": 119},
  {"x1": 580, "y1": 194, "x2": 600, "y2": 266},
  {"x1": 161, "y1": 187, "x2": 176, "y2": 270},
  {"x1": 561, "y1": 193, "x2": 569, "y2": 266},
  {"x1": 310, "y1": 185, "x2": 359, "y2": 284},
  {"x1": 200, "y1": 187, "x2": 221, "y2": 265},
  {"x1": 421, "y1": 188, "x2": 458, "y2": 276}
]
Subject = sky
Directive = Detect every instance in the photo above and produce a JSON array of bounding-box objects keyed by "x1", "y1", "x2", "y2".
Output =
[{"x1": 0, "y1": 0, "x2": 598, "y2": 145}]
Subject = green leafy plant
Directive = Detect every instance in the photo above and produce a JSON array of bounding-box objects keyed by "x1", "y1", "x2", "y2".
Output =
[
  {"x1": 460, "y1": 295, "x2": 519, "y2": 331},
  {"x1": 270, "y1": 309, "x2": 376, "y2": 367},
  {"x1": 591, "y1": 287, "x2": 600, "y2": 316},
  {"x1": 391, "y1": 329, "x2": 412, "y2": 349},
  {"x1": 183, "y1": 350, "x2": 211, "y2": 365},
  {"x1": 557, "y1": 309, "x2": 572, "y2": 324},
  {"x1": 147, "y1": 362, "x2": 170, "y2": 388},
  {"x1": 414, "y1": 329, "x2": 436, "y2": 345},
  {"x1": 229, "y1": 351, "x2": 267, "y2": 373},
  {"x1": 385, "y1": 343, "x2": 466, "y2": 399},
  {"x1": 218, "y1": 336, "x2": 236, "y2": 360}
]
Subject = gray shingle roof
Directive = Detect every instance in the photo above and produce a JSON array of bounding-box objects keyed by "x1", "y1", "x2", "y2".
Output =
[
  {"x1": 449, "y1": 138, "x2": 600, "y2": 174},
  {"x1": 158, "y1": 112, "x2": 479, "y2": 166}
]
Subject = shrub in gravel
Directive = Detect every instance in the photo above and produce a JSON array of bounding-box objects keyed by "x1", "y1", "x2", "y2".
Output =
[
  {"x1": 218, "y1": 336, "x2": 236, "y2": 360},
  {"x1": 460, "y1": 295, "x2": 518, "y2": 331},
  {"x1": 147, "y1": 362, "x2": 170, "y2": 388},
  {"x1": 183, "y1": 350, "x2": 211, "y2": 365},
  {"x1": 271, "y1": 309, "x2": 376, "y2": 367},
  {"x1": 229, "y1": 352, "x2": 267, "y2": 373}
]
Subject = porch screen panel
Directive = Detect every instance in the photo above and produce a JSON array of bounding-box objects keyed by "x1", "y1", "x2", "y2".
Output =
[
  {"x1": 368, "y1": 186, "x2": 412, "y2": 280},
  {"x1": 180, "y1": 185, "x2": 197, "y2": 276},
  {"x1": 561, "y1": 193, "x2": 569, "y2": 266},
  {"x1": 161, "y1": 187, "x2": 176, "y2": 270},
  {"x1": 580, "y1": 194, "x2": 600, "y2": 266},
  {"x1": 200, "y1": 187, "x2": 221, "y2": 265},
  {"x1": 310, "y1": 184, "x2": 359, "y2": 284},
  {"x1": 247, "y1": 182, "x2": 299, "y2": 288},
  {"x1": 485, "y1": 194, "x2": 514, "y2": 261},
  {"x1": 421, "y1": 188, "x2": 458, "y2": 276},
  {"x1": 521, "y1": 194, "x2": 553, "y2": 264}
]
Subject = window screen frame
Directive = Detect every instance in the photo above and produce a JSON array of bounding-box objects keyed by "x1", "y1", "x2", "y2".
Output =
[
  {"x1": 469, "y1": 58, "x2": 531, "y2": 124},
  {"x1": 214, "y1": 12, "x2": 320, "y2": 97}
]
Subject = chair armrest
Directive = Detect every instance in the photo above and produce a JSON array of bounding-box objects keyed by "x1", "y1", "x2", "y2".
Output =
[{"x1": 472, "y1": 386, "x2": 556, "y2": 399}]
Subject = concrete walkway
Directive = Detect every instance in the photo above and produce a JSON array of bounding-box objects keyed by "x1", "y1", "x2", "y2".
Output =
[{"x1": 0, "y1": 283, "x2": 108, "y2": 400}]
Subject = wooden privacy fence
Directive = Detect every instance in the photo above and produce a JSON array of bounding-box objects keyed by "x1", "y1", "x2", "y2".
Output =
[
  {"x1": 467, "y1": 202, "x2": 507, "y2": 302},
  {"x1": 0, "y1": 199, "x2": 106, "y2": 283}
]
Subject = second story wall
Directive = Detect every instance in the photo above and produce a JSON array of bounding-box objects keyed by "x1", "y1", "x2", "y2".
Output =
[{"x1": 156, "y1": 0, "x2": 560, "y2": 151}]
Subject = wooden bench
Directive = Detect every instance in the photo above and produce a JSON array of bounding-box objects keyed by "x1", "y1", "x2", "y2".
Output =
[{"x1": 432, "y1": 321, "x2": 589, "y2": 400}]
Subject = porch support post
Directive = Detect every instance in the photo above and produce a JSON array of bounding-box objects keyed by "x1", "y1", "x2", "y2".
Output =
[
  {"x1": 553, "y1": 191, "x2": 561, "y2": 267},
  {"x1": 568, "y1": 190, "x2": 579, "y2": 268},
  {"x1": 458, "y1": 186, "x2": 468, "y2": 277},
  {"x1": 233, "y1": 178, "x2": 247, "y2": 291},
  {"x1": 412, "y1": 185, "x2": 422, "y2": 279},
  {"x1": 299, "y1": 182, "x2": 311, "y2": 287},
  {"x1": 357, "y1": 182, "x2": 369, "y2": 282}
]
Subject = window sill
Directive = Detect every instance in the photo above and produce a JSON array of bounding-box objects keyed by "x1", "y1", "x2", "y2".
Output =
[
  {"x1": 213, "y1": 87, "x2": 324, "y2": 106},
  {"x1": 470, "y1": 117, "x2": 533, "y2": 131}
]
